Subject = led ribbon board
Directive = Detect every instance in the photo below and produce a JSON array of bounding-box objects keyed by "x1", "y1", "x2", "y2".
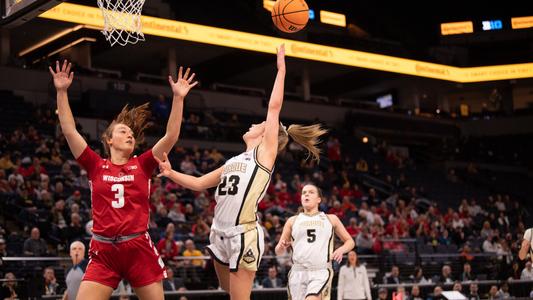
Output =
[{"x1": 39, "y1": 3, "x2": 533, "y2": 83}]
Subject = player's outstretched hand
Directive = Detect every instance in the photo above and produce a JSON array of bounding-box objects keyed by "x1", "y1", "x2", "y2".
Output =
[
  {"x1": 168, "y1": 66, "x2": 198, "y2": 98},
  {"x1": 154, "y1": 152, "x2": 173, "y2": 178},
  {"x1": 49, "y1": 60, "x2": 74, "y2": 91}
]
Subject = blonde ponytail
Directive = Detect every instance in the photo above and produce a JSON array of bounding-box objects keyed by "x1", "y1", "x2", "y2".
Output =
[{"x1": 278, "y1": 123, "x2": 327, "y2": 161}]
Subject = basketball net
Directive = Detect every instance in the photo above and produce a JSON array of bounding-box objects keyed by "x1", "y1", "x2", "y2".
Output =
[{"x1": 97, "y1": 0, "x2": 146, "y2": 47}]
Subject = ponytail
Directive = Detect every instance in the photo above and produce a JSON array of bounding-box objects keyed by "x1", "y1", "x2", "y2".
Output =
[{"x1": 278, "y1": 123, "x2": 327, "y2": 161}]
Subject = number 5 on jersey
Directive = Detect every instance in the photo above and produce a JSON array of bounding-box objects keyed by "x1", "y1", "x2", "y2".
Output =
[{"x1": 111, "y1": 184, "x2": 125, "y2": 208}]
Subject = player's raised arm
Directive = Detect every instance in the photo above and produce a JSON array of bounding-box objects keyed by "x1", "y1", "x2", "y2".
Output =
[
  {"x1": 258, "y1": 44, "x2": 285, "y2": 170},
  {"x1": 152, "y1": 67, "x2": 198, "y2": 160},
  {"x1": 155, "y1": 152, "x2": 222, "y2": 191},
  {"x1": 49, "y1": 60, "x2": 87, "y2": 158}
]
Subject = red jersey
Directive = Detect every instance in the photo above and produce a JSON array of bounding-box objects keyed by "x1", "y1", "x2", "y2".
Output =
[{"x1": 77, "y1": 146, "x2": 157, "y2": 237}]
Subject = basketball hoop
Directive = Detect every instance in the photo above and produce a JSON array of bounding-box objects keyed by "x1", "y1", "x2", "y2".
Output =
[{"x1": 97, "y1": 0, "x2": 146, "y2": 47}]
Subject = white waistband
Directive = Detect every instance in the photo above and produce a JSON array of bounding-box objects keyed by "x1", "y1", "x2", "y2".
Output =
[
  {"x1": 211, "y1": 222, "x2": 257, "y2": 238},
  {"x1": 291, "y1": 263, "x2": 331, "y2": 271}
]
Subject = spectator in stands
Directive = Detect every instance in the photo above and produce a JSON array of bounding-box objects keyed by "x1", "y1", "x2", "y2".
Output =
[
  {"x1": 157, "y1": 223, "x2": 180, "y2": 266},
  {"x1": 50, "y1": 148, "x2": 64, "y2": 166},
  {"x1": 337, "y1": 250, "x2": 372, "y2": 300},
  {"x1": 63, "y1": 212, "x2": 84, "y2": 245},
  {"x1": 261, "y1": 266, "x2": 282, "y2": 288},
  {"x1": 155, "y1": 206, "x2": 172, "y2": 229},
  {"x1": 0, "y1": 238, "x2": 7, "y2": 257},
  {"x1": 438, "y1": 229, "x2": 452, "y2": 245},
  {"x1": 49, "y1": 199, "x2": 68, "y2": 239},
  {"x1": 521, "y1": 261, "x2": 533, "y2": 280},
  {"x1": 394, "y1": 286, "x2": 406, "y2": 300},
  {"x1": 0, "y1": 152, "x2": 15, "y2": 171},
  {"x1": 506, "y1": 261, "x2": 521, "y2": 280},
  {"x1": 63, "y1": 241, "x2": 87, "y2": 300},
  {"x1": 461, "y1": 262, "x2": 476, "y2": 281},
  {"x1": 182, "y1": 239, "x2": 203, "y2": 286},
  {"x1": 191, "y1": 217, "x2": 210, "y2": 241},
  {"x1": 52, "y1": 181, "x2": 68, "y2": 200},
  {"x1": 480, "y1": 221, "x2": 494, "y2": 239},
  {"x1": 0, "y1": 170, "x2": 10, "y2": 194},
  {"x1": 17, "y1": 156, "x2": 32, "y2": 177},
  {"x1": 410, "y1": 266, "x2": 431, "y2": 284},
  {"x1": 377, "y1": 287, "x2": 388, "y2": 300},
  {"x1": 366, "y1": 188, "x2": 381, "y2": 205},
  {"x1": 43, "y1": 267, "x2": 59, "y2": 296},
  {"x1": 153, "y1": 94, "x2": 170, "y2": 120},
  {"x1": 483, "y1": 235, "x2": 498, "y2": 253},
  {"x1": 430, "y1": 285, "x2": 445, "y2": 300},
  {"x1": 327, "y1": 137, "x2": 342, "y2": 168},
  {"x1": 385, "y1": 265, "x2": 401, "y2": 284},
  {"x1": 168, "y1": 203, "x2": 186, "y2": 223},
  {"x1": 328, "y1": 200, "x2": 345, "y2": 220},
  {"x1": 162, "y1": 267, "x2": 185, "y2": 291},
  {"x1": 487, "y1": 285, "x2": 499, "y2": 300},
  {"x1": 73, "y1": 169, "x2": 89, "y2": 190},
  {"x1": 467, "y1": 282, "x2": 480, "y2": 300},
  {"x1": 460, "y1": 244, "x2": 475, "y2": 263},
  {"x1": 65, "y1": 190, "x2": 87, "y2": 212},
  {"x1": 0, "y1": 272, "x2": 20, "y2": 300},
  {"x1": 346, "y1": 217, "x2": 360, "y2": 237},
  {"x1": 436, "y1": 265, "x2": 454, "y2": 284},
  {"x1": 496, "y1": 281, "x2": 511, "y2": 299},
  {"x1": 409, "y1": 285, "x2": 423, "y2": 300},
  {"x1": 356, "y1": 227, "x2": 373, "y2": 255},
  {"x1": 23, "y1": 227, "x2": 48, "y2": 256},
  {"x1": 453, "y1": 281, "x2": 462, "y2": 292}
]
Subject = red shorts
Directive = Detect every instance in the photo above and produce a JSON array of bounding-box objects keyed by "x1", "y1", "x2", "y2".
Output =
[{"x1": 83, "y1": 232, "x2": 167, "y2": 288}]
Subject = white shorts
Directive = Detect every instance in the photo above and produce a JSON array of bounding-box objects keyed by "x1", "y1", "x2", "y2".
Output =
[
  {"x1": 288, "y1": 267, "x2": 333, "y2": 300},
  {"x1": 206, "y1": 225, "x2": 264, "y2": 272}
]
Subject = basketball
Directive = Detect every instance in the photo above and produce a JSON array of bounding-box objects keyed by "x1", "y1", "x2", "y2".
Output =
[{"x1": 271, "y1": 0, "x2": 309, "y2": 33}]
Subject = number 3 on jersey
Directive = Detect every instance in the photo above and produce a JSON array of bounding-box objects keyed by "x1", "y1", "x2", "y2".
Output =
[
  {"x1": 218, "y1": 175, "x2": 240, "y2": 196},
  {"x1": 111, "y1": 184, "x2": 125, "y2": 208}
]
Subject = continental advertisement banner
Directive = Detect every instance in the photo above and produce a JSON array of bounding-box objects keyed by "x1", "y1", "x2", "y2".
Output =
[{"x1": 39, "y1": 3, "x2": 533, "y2": 83}]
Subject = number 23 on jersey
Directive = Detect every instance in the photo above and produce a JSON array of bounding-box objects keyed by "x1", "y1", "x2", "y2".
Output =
[{"x1": 218, "y1": 175, "x2": 240, "y2": 196}]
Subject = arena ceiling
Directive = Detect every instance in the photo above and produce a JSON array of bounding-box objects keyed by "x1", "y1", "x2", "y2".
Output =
[{"x1": 5, "y1": 0, "x2": 533, "y2": 100}]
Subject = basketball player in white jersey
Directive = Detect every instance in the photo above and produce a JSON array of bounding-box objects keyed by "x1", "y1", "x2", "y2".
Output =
[
  {"x1": 276, "y1": 184, "x2": 355, "y2": 300},
  {"x1": 519, "y1": 227, "x2": 532, "y2": 262},
  {"x1": 155, "y1": 44, "x2": 327, "y2": 300}
]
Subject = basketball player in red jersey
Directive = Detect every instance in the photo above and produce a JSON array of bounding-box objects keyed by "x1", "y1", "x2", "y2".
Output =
[{"x1": 49, "y1": 60, "x2": 197, "y2": 299}]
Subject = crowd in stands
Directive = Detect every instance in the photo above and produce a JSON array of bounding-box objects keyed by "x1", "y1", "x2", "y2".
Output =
[{"x1": 0, "y1": 101, "x2": 532, "y2": 299}]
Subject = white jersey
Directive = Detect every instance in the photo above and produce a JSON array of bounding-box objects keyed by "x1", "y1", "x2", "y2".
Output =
[
  {"x1": 291, "y1": 212, "x2": 334, "y2": 268},
  {"x1": 213, "y1": 147, "x2": 271, "y2": 231}
]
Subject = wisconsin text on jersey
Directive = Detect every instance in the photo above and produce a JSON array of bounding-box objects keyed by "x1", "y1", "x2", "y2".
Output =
[
  {"x1": 102, "y1": 175, "x2": 135, "y2": 182},
  {"x1": 222, "y1": 162, "x2": 247, "y2": 174}
]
